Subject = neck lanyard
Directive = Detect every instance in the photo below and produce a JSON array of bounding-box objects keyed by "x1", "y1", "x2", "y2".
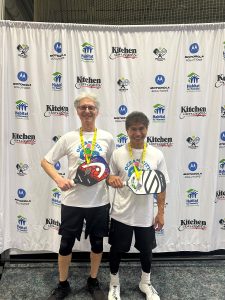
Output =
[
  {"x1": 128, "y1": 142, "x2": 147, "y2": 180},
  {"x1": 79, "y1": 127, "x2": 97, "y2": 164}
]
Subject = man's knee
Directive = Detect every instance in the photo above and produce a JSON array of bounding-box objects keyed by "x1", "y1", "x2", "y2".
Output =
[
  {"x1": 59, "y1": 236, "x2": 75, "y2": 256},
  {"x1": 90, "y1": 235, "x2": 103, "y2": 254}
]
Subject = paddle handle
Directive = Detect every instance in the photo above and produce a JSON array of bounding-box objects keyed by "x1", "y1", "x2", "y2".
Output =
[{"x1": 71, "y1": 179, "x2": 76, "y2": 186}]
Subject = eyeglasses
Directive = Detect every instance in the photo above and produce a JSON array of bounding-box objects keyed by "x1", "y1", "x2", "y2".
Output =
[{"x1": 78, "y1": 105, "x2": 97, "y2": 111}]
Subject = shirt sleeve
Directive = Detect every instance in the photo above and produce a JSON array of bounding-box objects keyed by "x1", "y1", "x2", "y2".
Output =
[{"x1": 44, "y1": 135, "x2": 67, "y2": 164}]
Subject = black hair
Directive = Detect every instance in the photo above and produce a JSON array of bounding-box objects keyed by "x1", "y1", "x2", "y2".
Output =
[{"x1": 125, "y1": 111, "x2": 149, "y2": 130}]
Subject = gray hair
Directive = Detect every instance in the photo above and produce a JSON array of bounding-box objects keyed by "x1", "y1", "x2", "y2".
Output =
[{"x1": 74, "y1": 92, "x2": 100, "y2": 110}]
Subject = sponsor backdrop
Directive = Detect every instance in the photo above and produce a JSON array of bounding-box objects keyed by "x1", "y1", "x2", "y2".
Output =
[{"x1": 0, "y1": 20, "x2": 225, "y2": 255}]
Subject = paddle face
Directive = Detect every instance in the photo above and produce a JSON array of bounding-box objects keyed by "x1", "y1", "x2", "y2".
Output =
[
  {"x1": 73, "y1": 156, "x2": 110, "y2": 186},
  {"x1": 126, "y1": 169, "x2": 166, "y2": 194}
]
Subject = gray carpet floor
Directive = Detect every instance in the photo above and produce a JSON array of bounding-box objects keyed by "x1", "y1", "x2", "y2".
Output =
[{"x1": 0, "y1": 260, "x2": 225, "y2": 300}]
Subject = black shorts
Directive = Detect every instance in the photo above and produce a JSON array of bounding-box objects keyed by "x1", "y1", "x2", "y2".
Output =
[
  {"x1": 59, "y1": 203, "x2": 110, "y2": 241},
  {"x1": 108, "y1": 218, "x2": 156, "y2": 252}
]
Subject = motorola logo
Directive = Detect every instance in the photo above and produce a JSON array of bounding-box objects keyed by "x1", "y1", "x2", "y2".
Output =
[
  {"x1": 155, "y1": 75, "x2": 165, "y2": 85},
  {"x1": 189, "y1": 43, "x2": 199, "y2": 54},
  {"x1": 118, "y1": 105, "x2": 128, "y2": 115},
  {"x1": 188, "y1": 162, "x2": 198, "y2": 172}
]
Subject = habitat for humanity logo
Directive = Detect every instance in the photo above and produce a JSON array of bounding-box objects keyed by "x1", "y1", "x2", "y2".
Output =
[
  {"x1": 17, "y1": 215, "x2": 28, "y2": 232},
  {"x1": 16, "y1": 162, "x2": 29, "y2": 176},
  {"x1": 109, "y1": 46, "x2": 137, "y2": 59},
  {"x1": 215, "y1": 74, "x2": 225, "y2": 88},
  {"x1": 10, "y1": 133, "x2": 36, "y2": 145},
  {"x1": 114, "y1": 105, "x2": 128, "y2": 122},
  {"x1": 15, "y1": 100, "x2": 29, "y2": 119},
  {"x1": 15, "y1": 188, "x2": 31, "y2": 205},
  {"x1": 153, "y1": 47, "x2": 167, "y2": 61},
  {"x1": 117, "y1": 77, "x2": 130, "y2": 91},
  {"x1": 51, "y1": 188, "x2": 61, "y2": 206},
  {"x1": 183, "y1": 161, "x2": 202, "y2": 178},
  {"x1": 116, "y1": 133, "x2": 128, "y2": 148},
  {"x1": 179, "y1": 106, "x2": 207, "y2": 119},
  {"x1": 43, "y1": 218, "x2": 61, "y2": 230},
  {"x1": 152, "y1": 104, "x2": 165, "y2": 122},
  {"x1": 187, "y1": 72, "x2": 200, "y2": 91},
  {"x1": 219, "y1": 131, "x2": 225, "y2": 148},
  {"x1": 52, "y1": 72, "x2": 62, "y2": 90},
  {"x1": 13, "y1": 71, "x2": 31, "y2": 89},
  {"x1": 185, "y1": 188, "x2": 199, "y2": 206},
  {"x1": 81, "y1": 42, "x2": 94, "y2": 62},
  {"x1": 186, "y1": 135, "x2": 200, "y2": 149},
  {"x1": 215, "y1": 190, "x2": 225, "y2": 203},
  {"x1": 178, "y1": 219, "x2": 207, "y2": 231},
  {"x1": 147, "y1": 136, "x2": 173, "y2": 147},
  {"x1": 44, "y1": 105, "x2": 69, "y2": 117},
  {"x1": 218, "y1": 159, "x2": 225, "y2": 176},
  {"x1": 17, "y1": 44, "x2": 29, "y2": 58},
  {"x1": 150, "y1": 74, "x2": 170, "y2": 92},
  {"x1": 75, "y1": 75, "x2": 101, "y2": 89},
  {"x1": 185, "y1": 43, "x2": 204, "y2": 61},
  {"x1": 50, "y1": 42, "x2": 66, "y2": 60}
]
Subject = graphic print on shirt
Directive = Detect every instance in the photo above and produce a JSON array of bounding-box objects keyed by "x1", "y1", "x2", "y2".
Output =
[
  {"x1": 76, "y1": 141, "x2": 102, "y2": 161},
  {"x1": 125, "y1": 159, "x2": 151, "y2": 177}
]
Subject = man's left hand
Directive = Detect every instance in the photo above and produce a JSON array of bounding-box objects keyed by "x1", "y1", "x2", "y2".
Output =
[{"x1": 154, "y1": 213, "x2": 164, "y2": 231}]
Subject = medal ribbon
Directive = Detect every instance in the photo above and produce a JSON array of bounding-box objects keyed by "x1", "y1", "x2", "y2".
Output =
[
  {"x1": 80, "y1": 127, "x2": 97, "y2": 164},
  {"x1": 128, "y1": 142, "x2": 147, "y2": 180}
]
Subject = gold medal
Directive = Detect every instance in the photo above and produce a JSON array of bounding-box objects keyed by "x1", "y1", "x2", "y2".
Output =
[
  {"x1": 128, "y1": 142, "x2": 147, "y2": 188},
  {"x1": 80, "y1": 128, "x2": 97, "y2": 164}
]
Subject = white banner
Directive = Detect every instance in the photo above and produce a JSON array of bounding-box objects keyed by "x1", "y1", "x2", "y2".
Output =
[{"x1": 0, "y1": 21, "x2": 225, "y2": 254}]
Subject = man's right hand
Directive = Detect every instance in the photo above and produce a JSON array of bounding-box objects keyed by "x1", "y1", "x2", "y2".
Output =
[
  {"x1": 107, "y1": 175, "x2": 124, "y2": 188},
  {"x1": 56, "y1": 177, "x2": 74, "y2": 191},
  {"x1": 41, "y1": 159, "x2": 74, "y2": 191}
]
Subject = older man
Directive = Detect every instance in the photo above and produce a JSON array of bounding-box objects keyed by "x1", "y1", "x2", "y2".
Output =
[{"x1": 41, "y1": 92, "x2": 114, "y2": 300}]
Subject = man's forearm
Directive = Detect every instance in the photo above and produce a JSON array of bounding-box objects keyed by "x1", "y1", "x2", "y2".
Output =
[
  {"x1": 157, "y1": 190, "x2": 166, "y2": 215},
  {"x1": 41, "y1": 158, "x2": 62, "y2": 184}
]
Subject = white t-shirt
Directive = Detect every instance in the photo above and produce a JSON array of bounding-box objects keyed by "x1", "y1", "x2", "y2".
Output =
[
  {"x1": 110, "y1": 143, "x2": 169, "y2": 227},
  {"x1": 45, "y1": 128, "x2": 115, "y2": 207}
]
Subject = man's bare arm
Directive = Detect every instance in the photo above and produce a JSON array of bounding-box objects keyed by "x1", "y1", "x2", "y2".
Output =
[
  {"x1": 154, "y1": 190, "x2": 166, "y2": 231},
  {"x1": 41, "y1": 159, "x2": 73, "y2": 191}
]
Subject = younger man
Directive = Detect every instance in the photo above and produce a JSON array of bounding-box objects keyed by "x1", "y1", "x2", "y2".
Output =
[{"x1": 107, "y1": 111, "x2": 169, "y2": 300}]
